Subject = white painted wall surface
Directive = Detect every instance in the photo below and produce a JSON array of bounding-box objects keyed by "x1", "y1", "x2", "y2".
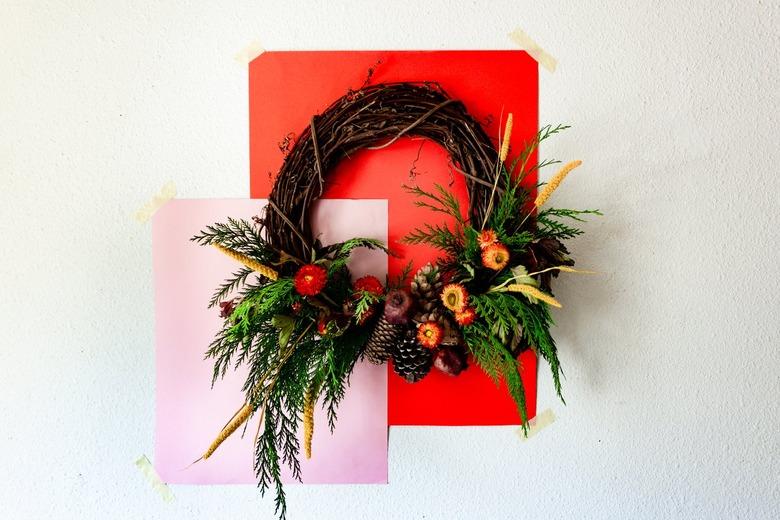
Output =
[{"x1": 1, "y1": 1, "x2": 778, "y2": 518}]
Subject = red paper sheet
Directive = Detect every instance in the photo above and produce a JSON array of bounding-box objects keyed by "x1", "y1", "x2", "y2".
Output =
[{"x1": 249, "y1": 51, "x2": 538, "y2": 425}]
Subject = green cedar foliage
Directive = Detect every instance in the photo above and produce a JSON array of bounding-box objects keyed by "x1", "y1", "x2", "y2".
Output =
[
  {"x1": 192, "y1": 220, "x2": 384, "y2": 519},
  {"x1": 401, "y1": 125, "x2": 598, "y2": 432}
]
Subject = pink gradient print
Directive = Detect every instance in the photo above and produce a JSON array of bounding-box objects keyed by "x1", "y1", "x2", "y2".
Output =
[{"x1": 153, "y1": 199, "x2": 388, "y2": 484}]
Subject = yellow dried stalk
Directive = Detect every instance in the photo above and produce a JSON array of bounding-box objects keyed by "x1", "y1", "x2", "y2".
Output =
[
  {"x1": 505, "y1": 284, "x2": 562, "y2": 308},
  {"x1": 303, "y1": 386, "x2": 316, "y2": 459},
  {"x1": 499, "y1": 113, "x2": 513, "y2": 162},
  {"x1": 534, "y1": 160, "x2": 582, "y2": 208},
  {"x1": 203, "y1": 402, "x2": 254, "y2": 460},
  {"x1": 212, "y1": 243, "x2": 279, "y2": 281},
  {"x1": 528, "y1": 265, "x2": 598, "y2": 276}
]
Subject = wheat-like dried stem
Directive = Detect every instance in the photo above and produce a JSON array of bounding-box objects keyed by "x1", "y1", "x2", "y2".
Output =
[
  {"x1": 203, "y1": 402, "x2": 254, "y2": 459},
  {"x1": 482, "y1": 111, "x2": 513, "y2": 229},
  {"x1": 212, "y1": 243, "x2": 279, "y2": 281},
  {"x1": 527, "y1": 266, "x2": 597, "y2": 276},
  {"x1": 499, "y1": 113, "x2": 513, "y2": 162},
  {"x1": 534, "y1": 160, "x2": 582, "y2": 208},
  {"x1": 494, "y1": 283, "x2": 562, "y2": 308},
  {"x1": 303, "y1": 386, "x2": 316, "y2": 459}
]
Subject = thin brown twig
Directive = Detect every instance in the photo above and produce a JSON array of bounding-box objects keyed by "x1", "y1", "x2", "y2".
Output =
[{"x1": 262, "y1": 82, "x2": 505, "y2": 260}]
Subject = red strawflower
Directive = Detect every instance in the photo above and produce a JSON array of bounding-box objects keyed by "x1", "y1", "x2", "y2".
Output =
[
  {"x1": 478, "y1": 229, "x2": 498, "y2": 249},
  {"x1": 353, "y1": 275, "x2": 384, "y2": 296},
  {"x1": 294, "y1": 264, "x2": 328, "y2": 296},
  {"x1": 350, "y1": 275, "x2": 384, "y2": 325},
  {"x1": 417, "y1": 321, "x2": 444, "y2": 349},
  {"x1": 481, "y1": 243, "x2": 510, "y2": 271},
  {"x1": 454, "y1": 306, "x2": 476, "y2": 326},
  {"x1": 441, "y1": 283, "x2": 469, "y2": 313},
  {"x1": 317, "y1": 316, "x2": 330, "y2": 335}
]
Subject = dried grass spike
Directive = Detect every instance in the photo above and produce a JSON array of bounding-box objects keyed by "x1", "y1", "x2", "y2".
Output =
[
  {"x1": 203, "y1": 402, "x2": 254, "y2": 460},
  {"x1": 212, "y1": 243, "x2": 279, "y2": 281},
  {"x1": 499, "y1": 113, "x2": 513, "y2": 162},
  {"x1": 303, "y1": 386, "x2": 316, "y2": 459},
  {"x1": 505, "y1": 284, "x2": 562, "y2": 308},
  {"x1": 534, "y1": 160, "x2": 582, "y2": 208}
]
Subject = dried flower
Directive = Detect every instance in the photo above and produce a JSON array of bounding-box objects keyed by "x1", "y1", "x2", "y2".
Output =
[
  {"x1": 417, "y1": 321, "x2": 444, "y2": 349},
  {"x1": 353, "y1": 275, "x2": 384, "y2": 296},
  {"x1": 478, "y1": 229, "x2": 498, "y2": 249},
  {"x1": 317, "y1": 316, "x2": 330, "y2": 335},
  {"x1": 433, "y1": 346, "x2": 468, "y2": 376},
  {"x1": 350, "y1": 275, "x2": 384, "y2": 324},
  {"x1": 534, "y1": 160, "x2": 582, "y2": 208},
  {"x1": 219, "y1": 299, "x2": 237, "y2": 319},
  {"x1": 482, "y1": 243, "x2": 510, "y2": 271},
  {"x1": 294, "y1": 264, "x2": 327, "y2": 296},
  {"x1": 383, "y1": 289, "x2": 413, "y2": 325},
  {"x1": 441, "y1": 283, "x2": 469, "y2": 313},
  {"x1": 454, "y1": 306, "x2": 476, "y2": 326}
]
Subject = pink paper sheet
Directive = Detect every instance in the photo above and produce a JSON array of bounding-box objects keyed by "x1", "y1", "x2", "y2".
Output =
[{"x1": 153, "y1": 198, "x2": 388, "y2": 484}]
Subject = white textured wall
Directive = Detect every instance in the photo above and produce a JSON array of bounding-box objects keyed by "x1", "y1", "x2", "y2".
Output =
[{"x1": 1, "y1": 1, "x2": 778, "y2": 518}]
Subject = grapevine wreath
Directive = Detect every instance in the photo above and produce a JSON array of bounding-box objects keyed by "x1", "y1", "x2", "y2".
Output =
[{"x1": 191, "y1": 82, "x2": 598, "y2": 516}]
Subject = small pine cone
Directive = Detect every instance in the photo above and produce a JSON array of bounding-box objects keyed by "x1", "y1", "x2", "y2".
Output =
[
  {"x1": 414, "y1": 307, "x2": 441, "y2": 324},
  {"x1": 363, "y1": 290, "x2": 413, "y2": 364},
  {"x1": 363, "y1": 315, "x2": 403, "y2": 364},
  {"x1": 391, "y1": 327, "x2": 433, "y2": 383},
  {"x1": 411, "y1": 263, "x2": 444, "y2": 321}
]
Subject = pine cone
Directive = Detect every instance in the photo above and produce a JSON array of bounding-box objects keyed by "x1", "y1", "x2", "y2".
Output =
[
  {"x1": 363, "y1": 290, "x2": 412, "y2": 364},
  {"x1": 363, "y1": 315, "x2": 403, "y2": 364},
  {"x1": 411, "y1": 263, "x2": 443, "y2": 323},
  {"x1": 391, "y1": 327, "x2": 432, "y2": 383}
]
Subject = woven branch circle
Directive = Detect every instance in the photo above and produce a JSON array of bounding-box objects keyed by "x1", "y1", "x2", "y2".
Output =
[{"x1": 261, "y1": 82, "x2": 500, "y2": 260}]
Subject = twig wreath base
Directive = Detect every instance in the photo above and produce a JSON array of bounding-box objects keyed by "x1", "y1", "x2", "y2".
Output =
[
  {"x1": 192, "y1": 80, "x2": 598, "y2": 519},
  {"x1": 260, "y1": 82, "x2": 499, "y2": 261}
]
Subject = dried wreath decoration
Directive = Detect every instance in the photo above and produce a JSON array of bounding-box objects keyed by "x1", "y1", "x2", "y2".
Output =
[{"x1": 190, "y1": 82, "x2": 599, "y2": 517}]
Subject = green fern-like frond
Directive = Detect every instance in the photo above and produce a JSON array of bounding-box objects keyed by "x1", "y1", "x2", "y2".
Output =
[
  {"x1": 192, "y1": 217, "x2": 272, "y2": 258},
  {"x1": 208, "y1": 267, "x2": 254, "y2": 308},
  {"x1": 402, "y1": 183, "x2": 465, "y2": 223},
  {"x1": 402, "y1": 222, "x2": 462, "y2": 253}
]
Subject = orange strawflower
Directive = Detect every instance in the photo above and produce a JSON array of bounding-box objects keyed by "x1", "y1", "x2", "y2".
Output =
[
  {"x1": 454, "y1": 306, "x2": 476, "y2": 326},
  {"x1": 441, "y1": 283, "x2": 469, "y2": 313},
  {"x1": 481, "y1": 243, "x2": 510, "y2": 271},
  {"x1": 417, "y1": 321, "x2": 443, "y2": 349},
  {"x1": 478, "y1": 229, "x2": 498, "y2": 249}
]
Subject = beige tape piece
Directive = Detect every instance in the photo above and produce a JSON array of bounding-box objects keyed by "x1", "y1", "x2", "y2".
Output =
[
  {"x1": 517, "y1": 408, "x2": 556, "y2": 440},
  {"x1": 134, "y1": 181, "x2": 176, "y2": 223},
  {"x1": 135, "y1": 455, "x2": 174, "y2": 502},
  {"x1": 508, "y1": 28, "x2": 557, "y2": 73},
  {"x1": 234, "y1": 40, "x2": 265, "y2": 65}
]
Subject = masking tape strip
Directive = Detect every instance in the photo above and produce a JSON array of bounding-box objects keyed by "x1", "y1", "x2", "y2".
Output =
[
  {"x1": 134, "y1": 181, "x2": 176, "y2": 223},
  {"x1": 517, "y1": 408, "x2": 556, "y2": 440},
  {"x1": 508, "y1": 28, "x2": 557, "y2": 73},
  {"x1": 135, "y1": 455, "x2": 174, "y2": 502},
  {"x1": 234, "y1": 40, "x2": 265, "y2": 65}
]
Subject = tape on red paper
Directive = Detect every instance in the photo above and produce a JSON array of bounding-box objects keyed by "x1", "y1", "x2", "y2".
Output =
[{"x1": 249, "y1": 51, "x2": 539, "y2": 425}]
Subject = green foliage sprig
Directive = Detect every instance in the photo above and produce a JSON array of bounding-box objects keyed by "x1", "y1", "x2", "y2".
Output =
[
  {"x1": 192, "y1": 221, "x2": 384, "y2": 518},
  {"x1": 402, "y1": 125, "x2": 599, "y2": 432}
]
